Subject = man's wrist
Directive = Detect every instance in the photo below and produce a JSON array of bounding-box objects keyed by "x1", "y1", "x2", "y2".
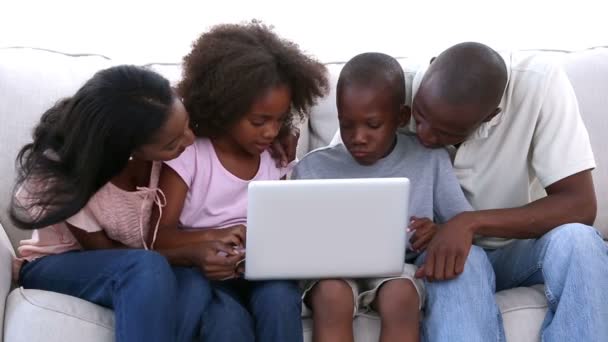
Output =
[{"x1": 460, "y1": 211, "x2": 483, "y2": 234}]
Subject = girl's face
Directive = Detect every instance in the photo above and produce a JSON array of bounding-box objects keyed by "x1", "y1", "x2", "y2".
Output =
[
  {"x1": 227, "y1": 84, "x2": 292, "y2": 156},
  {"x1": 133, "y1": 97, "x2": 195, "y2": 161}
]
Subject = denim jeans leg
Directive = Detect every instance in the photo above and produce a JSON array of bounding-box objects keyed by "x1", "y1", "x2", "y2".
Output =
[
  {"x1": 19, "y1": 249, "x2": 179, "y2": 342},
  {"x1": 487, "y1": 223, "x2": 608, "y2": 342},
  {"x1": 248, "y1": 280, "x2": 303, "y2": 342},
  {"x1": 417, "y1": 246, "x2": 504, "y2": 342}
]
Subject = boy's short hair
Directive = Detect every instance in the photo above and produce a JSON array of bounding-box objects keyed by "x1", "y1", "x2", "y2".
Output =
[{"x1": 337, "y1": 53, "x2": 406, "y2": 108}]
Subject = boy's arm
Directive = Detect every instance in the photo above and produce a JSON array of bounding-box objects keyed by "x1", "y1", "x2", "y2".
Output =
[
  {"x1": 416, "y1": 149, "x2": 474, "y2": 281},
  {"x1": 431, "y1": 149, "x2": 473, "y2": 223},
  {"x1": 290, "y1": 157, "x2": 315, "y2": 180}
]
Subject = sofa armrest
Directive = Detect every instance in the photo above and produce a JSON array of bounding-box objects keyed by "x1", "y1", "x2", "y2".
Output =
[{"x1": 0, "y1": 222, "x2": 16, "y2": 342}]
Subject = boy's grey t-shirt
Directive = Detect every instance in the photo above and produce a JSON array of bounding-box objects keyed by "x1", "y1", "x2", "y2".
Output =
[{"x1": 292, "y1": 133, "x2": 472, "y2": 225}]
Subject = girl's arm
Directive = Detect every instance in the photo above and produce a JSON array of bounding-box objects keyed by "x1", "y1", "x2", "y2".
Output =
[
  {"x1": 153, "y1": 165, "x2": 245, "y2": 250},
  {"x1": 67, "y1": 223, "x2": 242, "y2": 280}
]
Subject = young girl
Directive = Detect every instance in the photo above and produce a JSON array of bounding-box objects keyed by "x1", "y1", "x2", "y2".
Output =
[
  {"x1": 154, "y1": 22, "x2": 329, "y2": 342},
  {"x1": 11, "y1": 65, "x2": 238, "y2": 342}
]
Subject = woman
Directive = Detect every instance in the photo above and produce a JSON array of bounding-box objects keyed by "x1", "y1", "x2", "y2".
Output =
[{"x1": 10, "y1": 65, "x2": 241, "y2": 341}]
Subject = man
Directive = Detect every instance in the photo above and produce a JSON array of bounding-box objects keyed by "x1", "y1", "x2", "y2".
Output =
[{"x1": 411, "y1": 42, "x2": 608, "y2": 341}]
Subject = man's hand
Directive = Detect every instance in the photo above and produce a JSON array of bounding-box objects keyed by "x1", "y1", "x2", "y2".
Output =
[
  {"x1": 191, "y1": 241, "x2": 244, "y2": 280},
  {"x1": 270, "y1": 126, "x2": 300, "y2": 167},
  {"x1": 409, "y1": 216, "x2": 438, "y2": 252},
  {"x1": 415, "y1": 213, "x2": 475, "y2": 282},
  {"x1": 207, "y1": 225, "x2": 246, "y2": 247}
]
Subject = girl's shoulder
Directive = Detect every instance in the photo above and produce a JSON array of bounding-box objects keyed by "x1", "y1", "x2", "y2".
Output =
[{"x1": 258, "y1": 151, "x2": 294, "y2": 180}]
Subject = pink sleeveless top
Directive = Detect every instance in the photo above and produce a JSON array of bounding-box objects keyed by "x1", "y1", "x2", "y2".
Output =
[{"x1": 16, "y1": 162, "x2": 165, "y2": 262}]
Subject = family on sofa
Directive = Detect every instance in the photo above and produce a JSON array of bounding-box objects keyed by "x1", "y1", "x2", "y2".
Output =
[{"x1": 8, "y1": 21, "x2": 608, "y2": 342}]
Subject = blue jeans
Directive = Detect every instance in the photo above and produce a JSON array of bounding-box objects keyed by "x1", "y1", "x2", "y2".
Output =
[
  {"x1": 20, "y1": 249, "x2": 212, "y2": 342},
  {"x1": 419, "y1": 223, "x2": 608, "y2": 342},
  {"x1": 486, "y1": 223, "x2": 608, "y2": 341},
  {"x1": 416, "y1": 245, "x2": 503, "y2": 342},
  {"x1": 202, "y1": 278, "x2": 303, "y2": 342}
]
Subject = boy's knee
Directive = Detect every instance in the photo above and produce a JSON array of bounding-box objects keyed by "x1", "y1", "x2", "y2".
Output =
[
  {"x1": 376, "y1": 279, "x2": 420, "y2": 318},
  {"x1": 310, "y1": 279, "x2": 355, "y2": 316}
]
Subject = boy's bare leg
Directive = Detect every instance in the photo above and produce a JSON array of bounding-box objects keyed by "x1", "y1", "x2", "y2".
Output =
[
  {"x1": 309, "y1": 279, "x2": 355, "y2": 342},
  {"x1": 374, "y1": 279, "x2": 420, "y2": 342}
]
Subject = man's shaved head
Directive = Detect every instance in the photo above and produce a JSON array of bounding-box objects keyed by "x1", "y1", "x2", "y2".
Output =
[
  {"x1": 413, "y1": 42, "x2": 508, "y2": 147},
  {"x1": 423, "y1": 42, "x2": 507, "y2": 109}
]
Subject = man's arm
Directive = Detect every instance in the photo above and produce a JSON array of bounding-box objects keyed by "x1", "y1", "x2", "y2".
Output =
[
  {"x1": 418, "y1": 171, "x2": 596, "y2": 281},
  {"x1": 468, "y1": 170, "x2": 596, "y2": 238}
]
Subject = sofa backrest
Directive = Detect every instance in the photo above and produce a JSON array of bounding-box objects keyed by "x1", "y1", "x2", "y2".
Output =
[
  {"x1": 561, "y1": 48, "x2": 608, "y2": 235},
  {"x1": 1, "y1": 47, "x2": 607, "y2": 250}
]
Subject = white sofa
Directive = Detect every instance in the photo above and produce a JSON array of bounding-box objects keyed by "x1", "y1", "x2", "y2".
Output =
[{"x1": 1, "y1": 46, "x2": 607, "y2": 342}]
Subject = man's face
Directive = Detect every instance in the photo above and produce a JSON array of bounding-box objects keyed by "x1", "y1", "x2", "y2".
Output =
[
  {"x1": 412, "y1": 84, "x2": 497, "y2": 148},
  {"x1": 338, "y1": 85, "x2": 408, "y2": 165}
]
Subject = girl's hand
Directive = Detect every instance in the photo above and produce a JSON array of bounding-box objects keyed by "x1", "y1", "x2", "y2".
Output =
[
  {"x1": 207, "y1": 225, "x2": 246, "y2": 247},
  {"x1": 191, "y1": 241, "x2": 244, "y2": 280},
  {"x1": 409, "y1": 216, "x2": 438, "y2": 252}
]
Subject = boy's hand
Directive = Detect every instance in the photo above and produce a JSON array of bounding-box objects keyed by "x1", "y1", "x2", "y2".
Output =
[
  {"x1": 207, "y1": 225, "x2": 246, "y2": 247},
  {"x1": 409, "y1": 216, "x2": 438, "y2": 252},
  {"x1": 192, "y1": 241, "x2": 244, "y2": 280},
  {"x1": 415, "y1": 213, "x2": 475, "y2": 282},
  {"x1": 270, "y1": 126, "x2": 300, "y2": 167}
]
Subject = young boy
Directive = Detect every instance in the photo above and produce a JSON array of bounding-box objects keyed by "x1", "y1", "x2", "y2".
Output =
[{"x1": 292, "y1": 52, "x2": 473, "y2": 342}]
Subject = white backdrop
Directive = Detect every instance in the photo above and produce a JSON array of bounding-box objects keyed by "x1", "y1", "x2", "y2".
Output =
[{"x1": 2, "y1": 0, "x2": 607, "y2": 63}]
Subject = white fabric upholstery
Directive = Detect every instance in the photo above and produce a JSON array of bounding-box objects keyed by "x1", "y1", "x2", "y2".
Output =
[
  {"x1": 1, "y1": 286, "x2": 546, "y2": 342},
  {"x1": 561, "y1": 48, "x2": 608, "y2": 234},
  {"x1": 4, "y1": 288, "x2": 114, "y2": 342},
  {"x1": 0, "y1": 223, "x2": 15, "y2": 342},
  {"x1": 1, "y1": 47, "x2": 606, "y2": 342}
]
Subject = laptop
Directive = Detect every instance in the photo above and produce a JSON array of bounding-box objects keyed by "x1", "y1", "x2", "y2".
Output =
[{"x1": 244, "y1": 178, "x2": 410, "y2": 280}]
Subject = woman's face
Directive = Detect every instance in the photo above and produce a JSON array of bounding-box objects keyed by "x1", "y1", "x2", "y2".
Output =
[{"x1": 133, "y1": 97, "x2": 195, "y2": 161}]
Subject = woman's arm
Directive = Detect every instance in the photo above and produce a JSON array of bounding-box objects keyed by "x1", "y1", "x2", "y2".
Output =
[{"x1": 67, "y1": 223, "x2": 242, "y2": 279}]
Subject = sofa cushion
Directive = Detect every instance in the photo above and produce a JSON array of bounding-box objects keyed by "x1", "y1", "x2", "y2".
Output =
[
  {"x1": 4, "y1": 288, "x2": 113, "y2": 342},
  {"x1": 4, "y1": 285, "x2": 545, "y2": 342}
]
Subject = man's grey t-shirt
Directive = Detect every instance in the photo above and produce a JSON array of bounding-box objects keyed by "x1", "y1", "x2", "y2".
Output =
[{"x1": 292, "y1": 133, "x2": 472, "y2": 230}]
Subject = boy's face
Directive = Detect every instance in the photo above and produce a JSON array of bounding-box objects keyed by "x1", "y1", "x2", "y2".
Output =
[{"x1": 338, "y1": 85, "x2": 409, "y2": 165}]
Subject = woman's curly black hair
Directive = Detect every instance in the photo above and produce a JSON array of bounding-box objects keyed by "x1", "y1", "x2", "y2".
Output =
[{"x1": 178, "y1": 20, "x2": 329, "y2": 137}]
